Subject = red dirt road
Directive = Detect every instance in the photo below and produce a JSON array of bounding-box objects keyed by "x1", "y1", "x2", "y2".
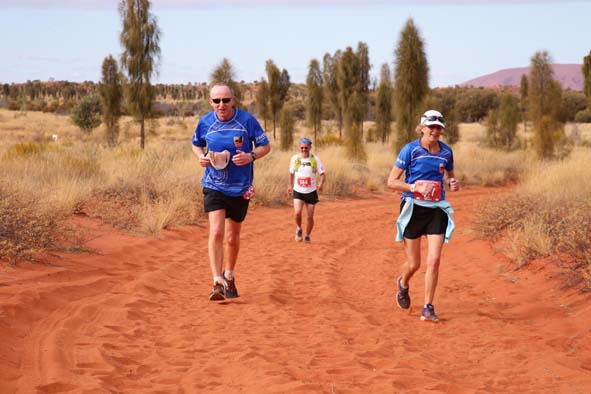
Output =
[{"x1": 1, "y1": 186, "x2": 590, "y2": 394}]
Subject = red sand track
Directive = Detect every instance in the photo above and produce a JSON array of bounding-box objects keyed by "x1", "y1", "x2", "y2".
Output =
[{"x1": 1, "y1": 186, "x2": 590, "y2": 394}]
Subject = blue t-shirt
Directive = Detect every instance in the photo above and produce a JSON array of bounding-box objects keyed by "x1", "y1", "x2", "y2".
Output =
[
  {"x1": 192, "y1": 108, "x2": 269, "y2": 197},
  {"x1": 395, "y1": 139, "x2": 454, "y2": 201}
]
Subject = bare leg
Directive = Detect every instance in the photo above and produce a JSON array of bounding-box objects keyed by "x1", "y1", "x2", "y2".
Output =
[
  {"x1": 401, "y1": 237, "x2": 422, "y2": 287},
  {"x1": 293, "y1": 198, "x2": 304, "y2": 229},
  {"x1": 305, "y1": 203, "x2": 316, "y2": 236},
  {"x1": 424, "y1": 234, "x2": 444, "y2": 304},
  {"x1": 208, "y1": 210, "x2": 226, "y2": 281},
  {"x1": 224, "y1": 218, "x2": 243, "y2": 272}
]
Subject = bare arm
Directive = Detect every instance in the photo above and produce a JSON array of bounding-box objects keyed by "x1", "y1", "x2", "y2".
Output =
[
  {"x1": 317, "y1": 172, "x2": 326, "y2": 192},
  {"x1": 287, "y1": 172, "x2": 295, "y2": 196},
  {"x1": 387, "y1": 166, "x2": 413, "y2": 193}
]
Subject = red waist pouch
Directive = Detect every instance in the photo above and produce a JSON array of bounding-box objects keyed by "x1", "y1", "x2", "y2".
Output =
[{"x1": 413, "y1": 180, "x2": 442, "y2": 201}]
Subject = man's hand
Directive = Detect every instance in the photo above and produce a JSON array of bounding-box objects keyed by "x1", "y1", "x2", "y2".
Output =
[
  {"x1": 232, "y1": 150, "x2": 253, "y2": 166},
  {"x1": 198, "y1": 153, "x2": 210, "y2": 168}
]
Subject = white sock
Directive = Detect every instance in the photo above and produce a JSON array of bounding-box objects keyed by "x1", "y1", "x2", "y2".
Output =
[
  {"x1": 213, "y1": 276, "x2": 225, "y2": 285},
  {"x1": 224, "y1": 270, "x2": 234, "y2": 280}
]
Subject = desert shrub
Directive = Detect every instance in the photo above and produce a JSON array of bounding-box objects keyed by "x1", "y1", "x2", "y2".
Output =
[
  {"x1": 574, "y1": 109, "x2": 591, "y2": 123},
  {"x1": 71, "y1": 95, "x2": 102, "y2": 132},
  {"x1": 560, "y1": 91, "x2": 587, "y2": 122},
  {"x1": 0, "y1": 183, "x2": 62, "y2": 262},
  {"x1": 474, "y1": 148, "x2": 591, "y2": 290}
]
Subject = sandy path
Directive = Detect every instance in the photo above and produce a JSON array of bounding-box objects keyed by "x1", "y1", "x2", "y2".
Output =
[{"x1": 1, "y1": 186, "x2": 590, "y2": 394}]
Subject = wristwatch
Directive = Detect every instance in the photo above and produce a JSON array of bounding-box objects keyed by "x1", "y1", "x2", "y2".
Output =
[
  {"x1": 250, "y1": 151, "x2": 257, "y2": 161},
  {"x1": 409, "y1": 183, "x2": 416, "y2": 193}
]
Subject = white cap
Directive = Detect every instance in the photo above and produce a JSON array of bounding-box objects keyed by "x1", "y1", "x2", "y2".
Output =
[{"x1": 421, "y1": 110, "x2": 445, "y2": 129}]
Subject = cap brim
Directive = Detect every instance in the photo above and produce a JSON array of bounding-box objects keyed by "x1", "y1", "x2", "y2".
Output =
[{"x1": 424, "y1": 120, "x2": 445, "y2": 129}]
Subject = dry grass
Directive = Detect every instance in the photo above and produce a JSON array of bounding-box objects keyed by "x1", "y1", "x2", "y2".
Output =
[
  {"x1": 2, "y1": 108, "x2": 589, "y2": 283},
  {"x1": 474, "y1": 147, "x2": 591, "y2": 291}
]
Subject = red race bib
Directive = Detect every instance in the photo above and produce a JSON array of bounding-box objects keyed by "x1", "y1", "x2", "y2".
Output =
[
  {"x1": 413, "y1": 180, "x2": 442, "y2": 201},
  {"x1": 297, "y1": 177, "x2": 312, "y2": 188}
]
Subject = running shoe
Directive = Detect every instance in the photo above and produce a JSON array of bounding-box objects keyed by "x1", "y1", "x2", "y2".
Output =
[
  {"x1": 396, "y1": 277, "x2": 410, "y2": 309},
  {"x1": 420, "y1": 304, "x2": 440, "y2": 322},
  {"x1": 304, "y1": 235, "x2": 311, "y2": 243},
  {"x1": 295, "y1": 228, "x2": 303, "y2": 241},
  {"x1": 223, "y1": 273, "x2": 239, "y2": 299},
  {"x1": 209, "y1": 283, "x2": 226, "y2": 301}
]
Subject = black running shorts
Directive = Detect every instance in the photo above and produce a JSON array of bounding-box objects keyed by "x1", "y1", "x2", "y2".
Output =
[
  {"x1": 400, "y1": 200, "x2": 448, "y2": 239},
  {"x1": 293, "y1": 190, "x2": 319, "y2": 205},
  {"x1": 203, "y1": 187, "x2": 250, "y2": 223}
]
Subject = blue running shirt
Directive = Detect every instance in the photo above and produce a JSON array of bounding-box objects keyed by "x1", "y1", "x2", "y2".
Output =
[
  {"x1": 192, "y1": 108, "x2": 269, "y2": 197},
  {"x1": 395, "y1": 139, "x2": 454, "y2": 201}
]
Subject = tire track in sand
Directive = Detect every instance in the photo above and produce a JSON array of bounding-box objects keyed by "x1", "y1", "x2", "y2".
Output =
[{"x1": 1, "y1": 186, "x2": 590, "y2": 394}]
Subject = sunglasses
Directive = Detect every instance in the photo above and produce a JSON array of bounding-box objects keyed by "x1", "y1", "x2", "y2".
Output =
[
  {"x1": 423, "y1": 115, "x2": 445, "y2": 123},
  {"x1": 211, "y1": 97, "x2": 232, "y2": 104}
]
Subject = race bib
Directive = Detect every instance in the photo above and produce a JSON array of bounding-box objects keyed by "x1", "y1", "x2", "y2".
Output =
[
  {"x1": 297, "y1": 177, "x2": 312, "y2": 188},
  {"x1": 413, "y1": 180, "x2": 442, "y2": 201}
]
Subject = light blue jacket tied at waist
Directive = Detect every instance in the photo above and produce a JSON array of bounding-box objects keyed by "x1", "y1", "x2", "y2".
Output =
[{"x1": 395, "y1": 197, "x2": 455, "y2": 243}]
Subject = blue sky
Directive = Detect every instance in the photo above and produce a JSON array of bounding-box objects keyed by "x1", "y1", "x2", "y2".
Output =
[{"x1": 1, "y1": 0, "x2": 590, "y2": 87}]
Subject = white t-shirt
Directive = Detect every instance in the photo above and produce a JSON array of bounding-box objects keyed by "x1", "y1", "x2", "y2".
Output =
[{"x1": 289, "y1": 154, "x2": 325, "y2": 194}]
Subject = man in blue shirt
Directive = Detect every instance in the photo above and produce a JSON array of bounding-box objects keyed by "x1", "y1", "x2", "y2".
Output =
[{"x1": 192, "y1": 84, "x2": 270, "y2": 301}]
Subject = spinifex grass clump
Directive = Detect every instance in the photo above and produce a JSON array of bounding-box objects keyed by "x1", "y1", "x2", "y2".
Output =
[
  {"x1": 474, "y1": 148, "x2": 591, "y2": 291},
  {"x1": 0, "y1": 183, "x2": 62, "y2": 263}
]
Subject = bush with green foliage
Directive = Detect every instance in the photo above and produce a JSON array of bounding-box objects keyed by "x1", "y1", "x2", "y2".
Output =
[
  {"x1": 574, "y1": 109, "x2": 591, "y2": 123},
  {"x1": 71, "y1": 95, "x2": 102, "y2": 132},
  {"x1": 560, "y1": 91, "x2": 587, "y2": 122},
  {"x1": 485, "y1": 93, "x2": 520, "y2": 150}
]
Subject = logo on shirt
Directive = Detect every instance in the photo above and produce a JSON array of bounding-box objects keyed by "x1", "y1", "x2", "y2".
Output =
[
  {"x1": 439, "y1": 163, "x2": 445, "y2": 174},
  {"x1": 234, "y1": 135, "x2": 244, "y2": 148}
]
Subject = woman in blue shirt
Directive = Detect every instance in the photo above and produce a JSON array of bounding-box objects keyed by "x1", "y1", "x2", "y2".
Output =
[{"x1": 387, "y1": 110, "x2": 460, "y2": 322}]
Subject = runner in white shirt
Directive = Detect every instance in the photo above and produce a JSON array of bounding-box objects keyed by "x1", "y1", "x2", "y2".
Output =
[{"x1": 287, "y1": 137, "x2": 326, "y2": 243}]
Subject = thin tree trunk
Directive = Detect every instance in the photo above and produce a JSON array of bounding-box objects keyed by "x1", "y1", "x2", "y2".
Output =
[{"x1": 140, "y1": 116, "x2": 145, "y2": 149}]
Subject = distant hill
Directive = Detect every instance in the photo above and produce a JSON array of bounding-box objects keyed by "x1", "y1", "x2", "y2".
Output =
[{"x1": 461, "y1": 64, "x2": 583, "y2": 91}]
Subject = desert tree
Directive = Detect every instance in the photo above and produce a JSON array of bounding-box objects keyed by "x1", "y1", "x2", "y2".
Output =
[
  {"x1": 337, "y1": 46, "x2": 366, "y2": 159},
  {"x1": 356, "y1": 42, "x2": 371, "y2": 134},
  {"x1": 210, "y1": 57, "x2": 242, "y2": 106},
  {"x1": 266, "y1": 59, "x2": 291, "y2": 140},
  {"x1": 583, "y1": 49, "x2": 591, "y2": 109},
  {"x1": 520, "y1": 74, "x2": 528, "y2": 132},
  {"x1": 528, "y1": 50, "x2": 565, "y2": 159},
  {"x1": 255, "y1": 79, "x2": 270, "y2": 130},
  {"x1": 427, "y1": 89, "x2": 460, "y2": 145},
  {"x1": 323, "y1": 51, "x2": 343, "y2": 136},
  {"x1": 71, "y1": 95, "x2": 102, "y2": 132},
  {"x1": 375, "y1": 63, "x2": 393, "y2": 143},
  {"x1": 279, "y1": 105, "x2": 295, "y2": 151},
  {"x1": 337, "y1": 46, "x2": 360, "y2": 135},
  {"x1": 119, "y1": 0, "x2": 161, "y2": 150},
  {"x1": 393, "y1": 18, "x2": 430, "y2": 150},
  {"x1": 305, "y1": 58, "x2": 323, "y2": 142},
  {"x1": 485, "y1": 93, "x2": 520, "y2": 150},
  {"x1": 99, "y1": 55, "x2": 123, "y2": 147}
]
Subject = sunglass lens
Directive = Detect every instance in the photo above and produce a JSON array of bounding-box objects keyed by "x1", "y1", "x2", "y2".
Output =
[{"x1": 212, "y1": 98, "x2": 231, "y2": 104}]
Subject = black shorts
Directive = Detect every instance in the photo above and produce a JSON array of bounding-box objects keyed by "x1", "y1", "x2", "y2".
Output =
[
  {"x1": 400, "y1": 200, "x2": 448, "y2": 239},
  {"x1": 203, "y1": 187, "x2": 250, "y2": 223},
  {"x1": 293, "y1": 190, "x2": 319, "y2": 205}
]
